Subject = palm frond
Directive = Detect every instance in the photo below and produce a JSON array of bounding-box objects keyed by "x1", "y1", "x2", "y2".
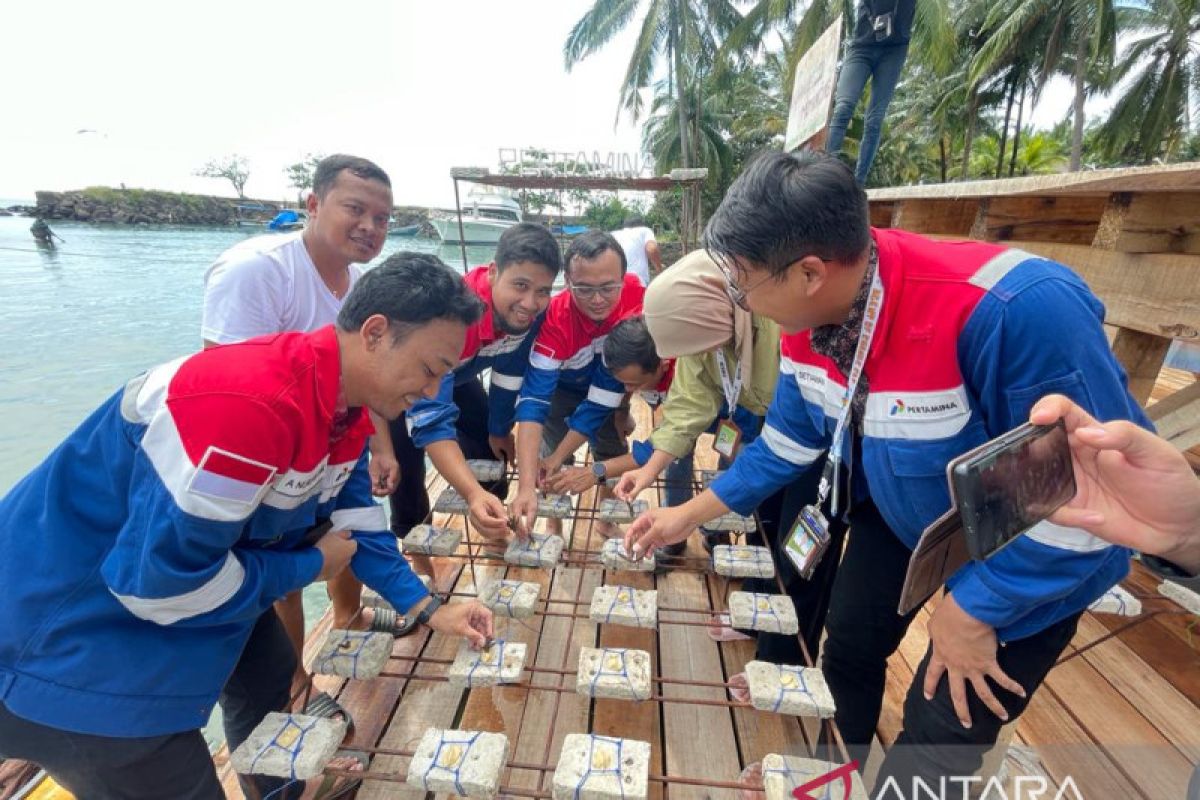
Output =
[{"x1": 564, "y1": 0, "x2": 643, "y2": 70}]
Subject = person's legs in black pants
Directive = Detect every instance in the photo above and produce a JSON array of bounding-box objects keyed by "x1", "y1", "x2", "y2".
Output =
[
  {"x1": 0, "y1": 702, "x2": 223, "y2": 800},
  {"x1": 877, "y1": 611, "x2": 1081, "y2": 794},
  {"x1": 751, "y1": 457, "x2": 846, "y2": 666},
  {"x1": 387, "y1": 411, "x2": 430, "y2": 537},
  {"x1": 819, "y1": 498, "x2": 920, "y2": 770},
  {"x1": 219, "y1": 609, "x2": 304, "y2": 800},
  {"x1": 452, "y1": 377, "x2": 509, "y2": 499}
]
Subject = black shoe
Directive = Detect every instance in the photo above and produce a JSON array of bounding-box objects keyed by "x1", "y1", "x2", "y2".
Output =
[
  {"x1": 702, "y1": 530, "x2": 731, "y2": 554},
  {"x1": 653, "y1": 540, "x2": 686, "y2": 573}
]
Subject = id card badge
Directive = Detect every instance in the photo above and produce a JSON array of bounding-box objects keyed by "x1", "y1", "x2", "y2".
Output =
[
  {"x1": 713, "y1": 418, "x2": 743, "y2": 459},
  {"x1": 784, "y1": 504, "x2": 831, "y2": 579}
]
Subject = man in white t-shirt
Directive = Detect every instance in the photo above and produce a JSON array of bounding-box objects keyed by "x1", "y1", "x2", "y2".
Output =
[
  {"x1": 609, "y1": 215, "x2": 662, "y2": 286},
  {"x1": 201, "y1": 154, "x2": 400, "y2": 798}
]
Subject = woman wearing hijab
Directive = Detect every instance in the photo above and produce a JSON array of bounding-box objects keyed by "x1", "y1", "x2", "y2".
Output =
[
  {"x1": 613, "y1": 249, "x2": 779, "y2": 531},
  {"x1": 614, "y1": 250, "x2": 842, "y2": 665}
]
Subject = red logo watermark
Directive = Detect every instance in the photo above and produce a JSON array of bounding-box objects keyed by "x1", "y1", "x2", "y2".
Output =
[{"x1": 792, "y1": 760, "x2": 860, "y2": 800}]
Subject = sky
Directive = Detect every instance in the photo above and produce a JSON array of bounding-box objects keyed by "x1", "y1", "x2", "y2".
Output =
[{"x1": 0, "y1": 0, "x2": 1098, "y2": 207}]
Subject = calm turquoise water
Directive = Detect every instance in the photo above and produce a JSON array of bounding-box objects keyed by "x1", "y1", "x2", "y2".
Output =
[{"x1": 0, "y1": 213, "x2": 494, "y2": 748}]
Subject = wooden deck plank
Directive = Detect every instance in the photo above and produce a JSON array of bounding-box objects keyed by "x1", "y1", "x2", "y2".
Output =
[
  {"x1": 495, "y1": 471, "x2": 608, "y2": 797},
  {"x1": 593, "y1": 565, "x2": 663, "y2": 800},
  {"x1": 1094, "y1": 568, "x2": 1200, "y2": 707},
  {"x1": 866, "y1": 161, "x2": 1200, "y2": 201},
  {"x1": 356, "y1": 557, "x2": 483, "y2": 800},
  {"x1": 657, "y1": 565, "x2": 745, "y2": 798},
  {"x1": 1072, "y1": 613, "x2": 1200, "y2": 763},
  {"x1": 709, "y1": 571, "x2": 812, "y2": 769},
  {"x1": 503, "y1": 563, "x2": 601, "y2": 795},
  {"x1": 1043, "y1": 641, "x2": 1193, "y2": 798}
]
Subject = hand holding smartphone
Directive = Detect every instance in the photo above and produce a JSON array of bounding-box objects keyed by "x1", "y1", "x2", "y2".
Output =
[
  {"x1": 948, "y1": 420, "x2": 1076, "y2": 561},
  {"x1": 897, "y1": 420, "x2": 1076, "y2": 614}
]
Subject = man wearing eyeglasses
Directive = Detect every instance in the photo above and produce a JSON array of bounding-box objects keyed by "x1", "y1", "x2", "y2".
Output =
[
  {"x1": 511, "y1": 231, "x2": 645, "y2": 536},
  {"x1": 626, "y1": 150, "x2": 1151, "y2": 789}
]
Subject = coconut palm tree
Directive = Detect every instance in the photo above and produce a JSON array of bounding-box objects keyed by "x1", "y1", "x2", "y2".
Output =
[
  {"x1": 1093, "y1": 0, "x2": 1200, "y2": 163},
  {"x1": 563, "y1": 0, "x2": 742, "y2": 169},
  {"x1": 642, "y1": 77, "x2": 738, "y2": 183},
  {"x1": 969, "y1": 0, "x2": 1117, "y2": 170}
]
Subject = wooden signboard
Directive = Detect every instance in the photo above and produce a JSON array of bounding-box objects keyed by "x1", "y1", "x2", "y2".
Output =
[{"x1": 784, "y1": 16, "x2": 844, "y2": 152}]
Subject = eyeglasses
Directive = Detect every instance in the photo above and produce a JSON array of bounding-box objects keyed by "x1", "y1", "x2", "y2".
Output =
[
  {"x1": 569, "y1": 283, "x2": 623, "y2": 301},
  {"x1": 715, "y1": 255, "x2": 831, "y2": 311},
  {"x1": 715, "y1": 258, "x2": 776, "y2": 311}
]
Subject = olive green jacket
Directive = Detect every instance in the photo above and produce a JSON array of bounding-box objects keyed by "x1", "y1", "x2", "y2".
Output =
[{"x1": 649, "y1": 314, "x2": 781, "y2": 458}]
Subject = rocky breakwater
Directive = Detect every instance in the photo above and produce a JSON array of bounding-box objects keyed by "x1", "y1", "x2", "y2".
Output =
[{"x1": 35, "y1": 187, "x2": 258, "y2": 225}]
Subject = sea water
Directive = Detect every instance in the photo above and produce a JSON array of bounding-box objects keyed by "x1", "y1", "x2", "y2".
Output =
[{"x1": 0, "y1": 212, "x2": 497, "y2": 748}]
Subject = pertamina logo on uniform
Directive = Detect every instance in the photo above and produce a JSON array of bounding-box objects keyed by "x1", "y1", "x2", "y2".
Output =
[{"x1": 889, "y1": 398, "x2": 961, "y2": 416}]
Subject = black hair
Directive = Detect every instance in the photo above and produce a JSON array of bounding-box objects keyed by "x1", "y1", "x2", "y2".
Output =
[
  {"x1": 494, "y1": 222, "x2": 562, "y2": 276},
  {"x1": 623, "y1": 214, "x2": 646, "y2": 228},
  {"x1": 563, "y1": 230, "x2": 626, "y2": 277},
  {"x1": 704, "y1": 150, "x2": 870, "y2": 276},
  {"x1": 337, "y1": 252, "x2": 483, "y2": 341},
  {"x1": 603, "y1": 316, "x2": 660, "y2": 374},
  {"x1": 313, "y1": 154, "x2": 391, "y2": 198}
]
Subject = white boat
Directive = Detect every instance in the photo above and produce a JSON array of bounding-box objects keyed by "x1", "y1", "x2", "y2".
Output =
[{"x1": 430, "y1": 192, "x2": 522, "y2": 244}]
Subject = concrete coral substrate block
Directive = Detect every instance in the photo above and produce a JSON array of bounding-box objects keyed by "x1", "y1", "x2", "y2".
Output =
[
  {"x1": 448, "y1": 639, "x2": 527, "y2": 688},
  {"x1": 552, "y1": 734, "x2": 650, "y2": 800},
  {"x1": 597, "y1": 498, "x2": 649, "y2": 523},
  {"x1": 745, "y1": 661, "x2": 835, "y2": 718},
  {"x1": 401, "y1": 524, "x2": 463, "y2": 556},
  {"x1": 433, "y1": 487, "x2": 469, "y2": 514},
  {"x1": 504, "y1": 533, "x2": 565, "y2": 568},
  {"x1": 406, "y1": 728, "x2": 510, "y2": 800},
  {"x1": 760, "y1": 754, "x2": 867, "y2": 800},
  {"x1": 229, "y1": 712, "x2": 346, "y2": 780},
  {"x1": 537, "y1": 493, "x2": 574, "y2": 519},
  {"x1": 576, "y1": 646, "x2": 652, "y2": 701},
  {"x1": 466, "y1": 459, "x2": 505, "y2": 483},
  {"x1": 1088, "y1": 583, "x2": 1143, "y2": 616},
  {"x1": 312, "y1": 629, "x2": 393, "y2": 679},
  {"x1": 480, "y1": 579, "x2": 541, "y2": 618},
  {"x1": 728, "y1": 592, "x2": 799, "y2": 634},
  {"x1": 712, "y1": 544, "x2": 775, "y2": 579},
  {"x1": 589, "y1": 585, "x2": 657, "y2": 629},
  {"x1": 600, "y1": 538, "x2": 655, "y2": 572}
]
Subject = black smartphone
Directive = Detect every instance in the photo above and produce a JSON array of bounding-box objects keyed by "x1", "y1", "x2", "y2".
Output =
[{"x1": 948, "y1": 421, "x2": 1076, "y2": 561}]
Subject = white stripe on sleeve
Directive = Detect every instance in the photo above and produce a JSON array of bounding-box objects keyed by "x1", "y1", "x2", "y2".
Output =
[
  {"x1": 331, "y1": 505, "x2": 389, "y2": 533},
  {"x1": 760, "y1": 424, "x2": 822, "y2": 467},
  {"x1": 586, "y1": 385, "x2": 624, "y2": 408},
  {"x1": 490, "y1": 372, "x2": 524, "y2": 391},
  {"x1": 110, "y1": 552, "x2": 246, "y2": 625}
]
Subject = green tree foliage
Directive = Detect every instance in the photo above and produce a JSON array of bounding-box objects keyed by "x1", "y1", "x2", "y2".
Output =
[
  {"x1": 583, "y1": 195, "x2": 647, "y2": 230},
  {"x1": 283, "y1": 153, "x2": 324, "y2": 203},
  {"x1": 1093, "y1": 0, "x2": 1200, "y2": 163}
]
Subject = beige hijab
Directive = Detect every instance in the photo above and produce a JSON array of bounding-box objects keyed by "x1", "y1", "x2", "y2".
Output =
[{"x1": 644, "y1": 249, "x2": 755, "y2": 393}]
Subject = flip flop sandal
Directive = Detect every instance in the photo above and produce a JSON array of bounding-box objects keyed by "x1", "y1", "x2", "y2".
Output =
[
  {"x1": 313, "y1": 748, "x2": 369, "y2": 800},
  {"x1": 726, "y1": 671, "x2": 751, "y2": 703},
  {"x1": 736, "y1": 761, "x2": 766, "y2": 800},
  {"x1": 369, "y1": 606, "x2": 418, "y2": 638},
  {"x1": 303, "y1": 691, "x2": 356, "y2": 741},
  {"x1": 707, "y1": 612, "x2": 754, "y2": 642}
]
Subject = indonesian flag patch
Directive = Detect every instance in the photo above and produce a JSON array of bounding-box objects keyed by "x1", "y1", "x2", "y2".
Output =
[{"x1": 187, "y1": 446, "x2": 277, "y2": 506}]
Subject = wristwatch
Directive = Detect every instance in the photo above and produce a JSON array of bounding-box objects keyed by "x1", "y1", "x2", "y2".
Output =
[
  {"x1": 415, "y1": 595, "x2": 443, "y2": 627},
  {"x1": 591, "y1": 461, "x2": 607, "y2": 484}
]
